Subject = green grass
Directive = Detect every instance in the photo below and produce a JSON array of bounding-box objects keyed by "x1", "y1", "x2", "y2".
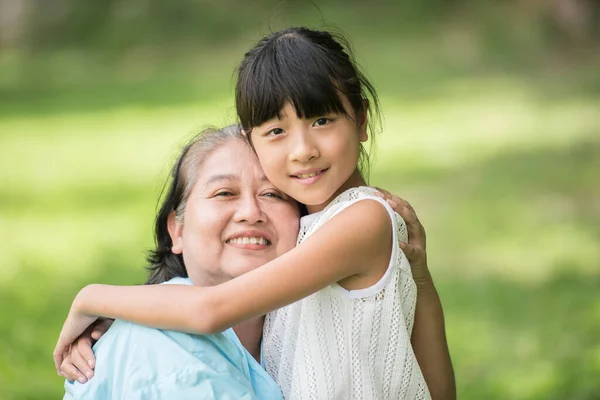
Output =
[{"x1": 1, "y1": 47, "x2": 599, "y2": 400}]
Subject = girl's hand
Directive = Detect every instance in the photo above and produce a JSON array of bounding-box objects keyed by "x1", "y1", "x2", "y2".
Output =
[
  {"x1": 59, "y1": 319, "x2": 113, "y2": 383},
  {"x1": 60, "y1": 332, "x2": 94, "y2": 383},
  {"x1": 373, "y1": 188, "x2": 433, "y2": 288},
  {"x1": 53, "y1": 290, "x2": 100, "y2": 374}
]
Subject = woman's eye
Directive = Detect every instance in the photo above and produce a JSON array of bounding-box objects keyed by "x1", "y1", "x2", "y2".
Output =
[
  {"x1": 263, "y1": 191, "x2": 284, "y2": 200},
  {"x1": 267, "y1": 128, "x2": 284, "y2": 136},
  {"x1": 313, "y1": 117, "x2": 331, "y2": 127},
  {"x1": 215, "y1": 191, "x2": 234, "y2": 197}
]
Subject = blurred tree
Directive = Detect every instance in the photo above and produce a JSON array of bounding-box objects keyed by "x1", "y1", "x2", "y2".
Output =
[
  {"x1": 0, "y1": 0, "x2": 28, "y2": 49},
  {"x1": 550, "y1": 0, "x2": 598, "y2": 43},
  {"x1": 0, "y1": 0, "x2": 598, "y2": 58}
]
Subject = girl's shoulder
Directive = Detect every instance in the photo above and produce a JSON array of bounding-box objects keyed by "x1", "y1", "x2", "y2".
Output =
[
  {"x1": 331, "y1": 186, "x2": 379, "y2": 206},
  {"x1": 299, "y1": 186, "x2": 377, "y2": 232},
  {"x1": 300, "y1": 186, "x2": 407, "y2": 242},
  {"x1": 319, "y1": 186, "x2": 389, "y2": 221}
]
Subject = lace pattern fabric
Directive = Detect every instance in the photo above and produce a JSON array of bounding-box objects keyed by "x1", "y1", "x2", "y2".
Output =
[{"x1": 263, "y1": 187, "x2": 431, "y2": 399}]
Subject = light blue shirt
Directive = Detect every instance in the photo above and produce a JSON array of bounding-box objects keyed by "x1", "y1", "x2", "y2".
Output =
[{"x1": 64, "y1": 277, "x2": 283, "y2": 400}]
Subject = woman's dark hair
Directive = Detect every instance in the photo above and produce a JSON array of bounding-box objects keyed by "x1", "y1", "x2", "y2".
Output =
[
  {"x1": 235, "y1": 26, "x2": 381, "y2": 179},
  {"x1": 145, "y1": 124, "x2": 246, "y2": 284}
]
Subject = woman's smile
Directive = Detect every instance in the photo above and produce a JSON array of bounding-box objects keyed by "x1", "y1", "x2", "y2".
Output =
[{"x1": 225, "y1": 230, "x2": 272, "y2": 250}]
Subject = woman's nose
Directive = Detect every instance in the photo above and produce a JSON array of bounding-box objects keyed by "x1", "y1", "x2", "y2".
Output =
[{"x1": 234, "y1": 195, "x2": 266, "y2": 224}]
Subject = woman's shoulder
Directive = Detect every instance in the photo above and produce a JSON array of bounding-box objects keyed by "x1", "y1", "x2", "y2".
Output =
[
  {"x1": 82, "y1": 320, "x2": 262, "y2": 399},
  {"x1": 94, "y1": 320, "x2": 248, "y2": 376},
  {"x1": 162, "y1": 276, "x2": 194, "y2": 286}
]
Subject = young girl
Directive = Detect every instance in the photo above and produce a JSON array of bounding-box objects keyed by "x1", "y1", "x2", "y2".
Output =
[{"x1": 55, "y1": 27, "x2": 442, "y2": 399}]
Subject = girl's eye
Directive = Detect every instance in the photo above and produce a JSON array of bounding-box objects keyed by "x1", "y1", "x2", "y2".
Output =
[
  {"x1": 267, "y1": 128, "x2": 284, "y2": 136},
  {"x1": 313, "y1": 117, "x2": 331, "y2": 127}
]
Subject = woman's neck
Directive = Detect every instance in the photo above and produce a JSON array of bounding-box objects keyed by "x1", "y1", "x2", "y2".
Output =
[
  {"x1": 232, "y1": 316, "x2": 265, "y2": 362},
  {"x1": 189, "y1": 275, "x2": 264, "y2": 361}
]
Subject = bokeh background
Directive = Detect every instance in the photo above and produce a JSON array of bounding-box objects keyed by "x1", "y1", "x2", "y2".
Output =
[{"x1": 1, "y1": 0, "x2": 599, "y2": 399}]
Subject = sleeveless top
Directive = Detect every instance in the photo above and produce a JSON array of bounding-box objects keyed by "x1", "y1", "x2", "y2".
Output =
[{"x1": 262, "y1": 187, "x2": 431, "y2": 400}]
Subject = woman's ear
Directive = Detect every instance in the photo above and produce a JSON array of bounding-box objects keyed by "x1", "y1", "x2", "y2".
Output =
[{"x1": 167, "y1": 211, "x2": 184, "y2": 254}]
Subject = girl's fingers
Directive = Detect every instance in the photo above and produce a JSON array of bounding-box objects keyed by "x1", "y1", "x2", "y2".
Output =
[
  {"x1": 68, "y1": 351, "x2": 90, "y2": 382},
  {"x1": 54, "y1": 340, "x2": 70, "y2": 373},
  {"x1": 90, "y1": 329, "x2": 103, "y2": 341},
  {"x1": 91, "y1": 318, "x2": 113, "y2": 341},
  {"x1": 71, "y1": 342, "x2": 95, "y2": 379},
  {"x1": 60, "y1": 359, "x2": 88, "y2": 384},
  {"x1": 54, "y1": 351, "x2": 64, "y2": 374},
  {"x1": 76, "y1": 336, "x2": 96, "y2": 370}
]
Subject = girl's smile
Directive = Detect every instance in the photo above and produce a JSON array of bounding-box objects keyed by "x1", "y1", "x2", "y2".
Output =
[
  {"x1": 290, "y1": 167, "x2": 329, "y2": 185},
  {"x1": 252, "y1": 99, "x2": 368, "y2": 212}
]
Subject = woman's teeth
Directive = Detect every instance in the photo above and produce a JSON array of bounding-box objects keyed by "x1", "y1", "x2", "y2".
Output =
[{"x1": 227, "y1": 237, "x2": 268, "y2": 245}]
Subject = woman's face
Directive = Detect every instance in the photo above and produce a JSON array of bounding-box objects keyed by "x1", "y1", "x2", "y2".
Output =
[{"x1": 169, "y1": 139, "x2": 300, "y2": 286}]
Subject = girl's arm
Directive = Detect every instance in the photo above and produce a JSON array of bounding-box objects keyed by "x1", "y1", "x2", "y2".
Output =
[{"x1": 55, "y1": 199, "x2": 393, "y2": 369}]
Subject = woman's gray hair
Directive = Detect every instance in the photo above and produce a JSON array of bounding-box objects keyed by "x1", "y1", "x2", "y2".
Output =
[
  {"x1": 146, "y1": 124, "x2": 246, "y2": 284},
  {"x1": 173, "y1": 124, "x2": 244, "y2": 222}
]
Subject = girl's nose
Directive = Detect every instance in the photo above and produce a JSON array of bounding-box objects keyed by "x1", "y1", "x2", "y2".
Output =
[{"x1": 289, "y1": 131, "x2": 320, "y2": 163}]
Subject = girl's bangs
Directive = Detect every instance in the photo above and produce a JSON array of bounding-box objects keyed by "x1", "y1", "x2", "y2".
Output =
[{"x1": 238, "y1": 40, "x2": 350, "y2": 130}]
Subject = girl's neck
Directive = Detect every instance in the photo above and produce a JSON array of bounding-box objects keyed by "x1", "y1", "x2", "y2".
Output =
[
  {"x1": 306, "y1": 168, "x2": 366, "y2": 214},
  {"x1": 232, "y1": 316, "x2": 265, "y2": 362}
]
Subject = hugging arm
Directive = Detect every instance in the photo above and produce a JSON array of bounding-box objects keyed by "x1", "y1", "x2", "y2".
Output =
[
  {"x1": 412, "y1": 279, "x2": 456, "y2": 400},
  {"x1": 54, "y1": 199, "x2": 393, "y2": 370},
  {"x1": 376, "y1": 189, "x2": 456, "y2": 400},
  {"x1": 60, "y1": 319, "x2": 113, "y2": 383}
]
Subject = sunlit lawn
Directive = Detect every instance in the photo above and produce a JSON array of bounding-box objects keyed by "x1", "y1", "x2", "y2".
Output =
[{"x1": 1, "y1": 69, "x2": 599, "y2": 399}]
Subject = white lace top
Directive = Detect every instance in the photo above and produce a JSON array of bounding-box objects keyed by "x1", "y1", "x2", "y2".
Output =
[{"x1": 262, "y1": 187, "x2": 431, "y2": 399}]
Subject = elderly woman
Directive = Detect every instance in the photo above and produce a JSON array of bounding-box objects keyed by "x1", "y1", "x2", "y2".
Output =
[
  {"x1": 59, "y1": 125, "x2": 454, "y2": 399},
  {"x1": 62, "y1": 125, "x2": 300, "y2": 399}
]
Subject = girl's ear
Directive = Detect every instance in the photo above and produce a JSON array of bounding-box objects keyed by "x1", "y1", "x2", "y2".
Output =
[
  {"x1": 241, "y1": 129, "x2": 254, "y2": 145},
  {"x1": 358, "y1": 103, "x2": 369, "y2": 143},
  {"x1": 167, "y1": 211, "x2": 184, "y2": 254}
]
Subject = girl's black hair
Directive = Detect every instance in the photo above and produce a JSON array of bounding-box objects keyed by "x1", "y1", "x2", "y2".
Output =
[{"x1": 235, "y1": 26, "x2": 381, "y2": 178}]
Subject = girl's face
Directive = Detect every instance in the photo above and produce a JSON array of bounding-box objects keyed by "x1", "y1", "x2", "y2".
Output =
[
  {"x1": 168, "y1": 140, "x2": 300, "y2": 286},
  {"x1": 250, "y1": 96, "x2": 368, "y2": 213}
]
